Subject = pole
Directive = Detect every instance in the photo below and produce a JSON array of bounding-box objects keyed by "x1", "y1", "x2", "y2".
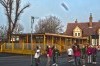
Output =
[
  {"x1": 31, "y1": 16, "x2": 34, "y2": 49},
  {"x1": 30, "y1": 16, "x2": 39, "y2": 66},
  {"x1": 31, "y1": 16, "x2": 34, "y2": 66}
]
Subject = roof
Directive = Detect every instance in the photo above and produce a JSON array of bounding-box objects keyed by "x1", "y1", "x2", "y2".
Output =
[{"x1": 65, "y1": 22, "x2": 100, "y2": 37}]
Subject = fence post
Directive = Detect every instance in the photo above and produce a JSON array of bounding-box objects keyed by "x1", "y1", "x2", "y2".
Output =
[
  {"x1": 22, "y1": 42, "x2": 24, "y2": 50},
  {"x1": 4, "y1": 43, "x2": 5, "y2": 49},
  {"x1": 43, "y1": 34, "x2": 46, "y2": 54},
  {"x1": 12, "y1": 43, "x2": 14, "y2": 52},
  {"x1": 22, "y1": 42, "x2": 24, "y2": 53},
  {"x1": 1, "y1": 43, "x2": 5, "y2": 52},
  {"x1": 1, "y1": 45, "x2": 2, "y2": 52}
]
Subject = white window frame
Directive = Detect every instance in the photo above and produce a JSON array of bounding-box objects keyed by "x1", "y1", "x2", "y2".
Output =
[{"x1": 73, "y1": 26, "x2": 82, "y2": 37}]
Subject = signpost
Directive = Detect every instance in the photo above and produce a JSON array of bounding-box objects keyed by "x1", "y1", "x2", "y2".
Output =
[{"x1": 31, "y1": 16, "x2": 39, "y2": 66}]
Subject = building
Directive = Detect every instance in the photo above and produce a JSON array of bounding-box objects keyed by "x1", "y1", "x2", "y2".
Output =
[
  {"x1": 65, "y1": 13, "x2": 100, "y2": 45},
  {"x1": 1, "y1": 13, "x2": 99, "y2": 54},
  {"x1": 0, "y1": 33, "x2": 87, "y2": 54}
]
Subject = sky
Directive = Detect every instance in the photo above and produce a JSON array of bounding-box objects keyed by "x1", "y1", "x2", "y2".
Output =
[{"x1": 0, "y1": 0, "x2": 100, "y2": 33}]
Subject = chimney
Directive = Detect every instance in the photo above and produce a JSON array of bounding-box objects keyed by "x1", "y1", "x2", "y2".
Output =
[
  {"x1": 89, "y1": 13, "x2": 93, "y2": 28},
  {"x1": 75, "y1": 19, "x2": 78, "y2": 23}
]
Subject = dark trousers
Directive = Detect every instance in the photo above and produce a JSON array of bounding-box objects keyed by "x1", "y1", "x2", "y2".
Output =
[
  {"x1": 35, "y1": 58, "x2": 40, "y2": 66},
  {"x1": 92, "y1": 54, "x2": 96, "y2": 62},
  {"x1": 53, "y1": 56, "x2": 58, "y2": 64},
  {"x1": 74, "y1": 56, "x2": 81, "y2": 66}
]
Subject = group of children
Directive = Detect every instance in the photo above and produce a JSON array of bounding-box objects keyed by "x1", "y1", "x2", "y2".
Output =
[
  {"x1": 46, "y1": 45, "x2": 60, "y2": 66},
  {"x1": 34, "y1": 45, "x2": 60, "y2": 66},
  {"x1": 34, "y1": 44, "x2": 98, "y2": 66},
  {"x1": 67, "y1": 43, "x2": 97, "y2": 66}
]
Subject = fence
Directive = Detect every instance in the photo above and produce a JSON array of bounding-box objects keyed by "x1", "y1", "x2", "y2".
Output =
[
  {"x1": 0, "y1": 43, "x2": 33, "y2": 54},
  {"x1": 0, "y1": 43, "x2": 69, "y2": 54}
]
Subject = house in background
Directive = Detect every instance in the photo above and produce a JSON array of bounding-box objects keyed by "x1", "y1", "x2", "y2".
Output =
[{"x1": 65, "y1": 13, "x2": 100, "y2": 46}]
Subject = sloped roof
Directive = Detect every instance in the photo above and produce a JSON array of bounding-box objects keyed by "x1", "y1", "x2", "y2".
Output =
[{"x1": 65, "y1": 22, "x2": 100, "y2": 37}]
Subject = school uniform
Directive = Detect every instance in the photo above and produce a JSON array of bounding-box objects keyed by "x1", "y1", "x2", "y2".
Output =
[
  {"x1": 73, "y1": 47, "x2": 81, "y2": 66},
  {"x1": 52, "y1": 49, "x2": 60, "y2": 65},
  {"x1": 34, "y1": 50, "x2": 41, "y2": 66},
  {"x1": 67, "y1": 48, "x2": 74, "y2": 62},
  {"x1": 86, "y1": 47, "x2": 92, "y2": 63},
  {"x1": 92, "y1": 47, "x2": 97, "y2": 64}
]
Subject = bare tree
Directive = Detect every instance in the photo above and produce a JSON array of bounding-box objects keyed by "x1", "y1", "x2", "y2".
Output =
[
  {"x1": 35, "y1": 15, "x2": 63, "y2": 33},
  {"x1": 0, "y1": 26, "x2": 7, "y2": 41},
  {"x1": 13, "y1": 22, "x2": 24, "y2": 34},
  {"x1": 0, "y1": 0, "x2": 29, "y2": 42}
]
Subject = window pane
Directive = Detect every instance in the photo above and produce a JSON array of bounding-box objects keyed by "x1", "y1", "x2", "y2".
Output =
[
  {"x1": 75, "y1": 33, "x2": 77, "y2": 36},
  {"x1": 78, "y1": 33, "x2": 80, "y2": 36}
]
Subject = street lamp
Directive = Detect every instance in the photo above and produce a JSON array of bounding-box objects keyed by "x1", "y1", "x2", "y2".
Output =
[{"x1": 31, "y1": 16, "x2": 39, "y2": 66}]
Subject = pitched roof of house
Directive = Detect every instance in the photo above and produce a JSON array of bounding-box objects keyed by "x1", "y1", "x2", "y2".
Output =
[{"x1": 65, "y1": 22, "x2": 100, "y2": 37}]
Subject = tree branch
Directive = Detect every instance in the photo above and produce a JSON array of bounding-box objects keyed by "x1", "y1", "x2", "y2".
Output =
[
  {"x1": 0, "y1": 0, "x2": 7, "y2": 8},
  {"x1": 11, "y1": 1, "x2": 29, "y2": 33},
  {"x1": 18, "y1": 4, "x2": 30, "y2": 17}
]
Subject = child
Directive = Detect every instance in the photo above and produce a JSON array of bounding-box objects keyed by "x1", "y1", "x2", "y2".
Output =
[
  {"x1": 67, "y1": 47, "x2": 73, "y2": 62},
  {"x1": 92, "y1": 46, "x2": 97, "y2": 64},
  {"x1": 73, "y1": 46, "x2": 81, "y2": 66},
  {"x1": 52, "y1": 46, "x2": 60, "y2": 66},
  {"x1": 86, "y1": 45, "x2": 92, "y2": 63},
  {"x1": 81, "y1": 45, "x2": 86, "y2": 66},
  {"x1": 46, "y1": 45, "x2": 53, "y2": 66},
  {"x1": 34, "y1": 46, "x2": 41, "y2": 66}
]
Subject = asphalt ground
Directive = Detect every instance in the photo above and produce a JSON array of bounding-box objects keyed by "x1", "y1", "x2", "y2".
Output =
[{"x1": 0, "y1": 51, "x2": 100, "y2": 66}]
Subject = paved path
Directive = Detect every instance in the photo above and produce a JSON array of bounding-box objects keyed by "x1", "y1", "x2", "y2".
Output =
[{"x1": 0, "y1": 51, "x2": 100, "y2": 66}]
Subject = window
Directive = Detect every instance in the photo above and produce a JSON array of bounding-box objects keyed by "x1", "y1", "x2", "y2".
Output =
[
  {"x1": 73, "y1": 26, "x2": 82, "y2": 37},
  {"x1": 78, "y1": 33, "x2": 80, "y2": 36},
  {"x1": 35, "y1": 36, "x2": 43, "y2": 43},
  {"x1": 74, "y1": 33, "x2": 80, "y2": 36},
  {"x1": 75, "y1": 33, "x2": 77, "y2": 36}
]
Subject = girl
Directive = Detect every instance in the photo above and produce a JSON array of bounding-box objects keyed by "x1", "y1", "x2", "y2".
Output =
[
  {"x1": 46, "y1": 45, "x2": 53, "y2": 66},
  {"x1": 81, "y1": 45, "x2": 86, "y2": 66},
  {"x1": 92, "y1": 46, "x2": 97, "y2": 64},
  {"x1": 34, "y1": 46, "x2": 41, "y2": 66},
  {"x1": 73, "y1": 46, "x2": 81, "y2": 66},
  {"x1": 52, "y1": 46, "x2": 60, "y2": 66},
  {"x1": 86, "y1": 45, "x2": 92, "y2": 63},
  {"x1": 67, "y1": 47, "x2": 73, "y2": 62}
]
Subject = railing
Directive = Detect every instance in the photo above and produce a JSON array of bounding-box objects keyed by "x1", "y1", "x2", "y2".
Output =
[
  {"x1": 0, "y1": 43, "x2": 33, "y2": 54},
  {"x1": 0, "y1": 43, "x2": 5, "y2": 52},
  {"x1": 0, "y1": 43, "x2": 68, "y2": 54}
]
